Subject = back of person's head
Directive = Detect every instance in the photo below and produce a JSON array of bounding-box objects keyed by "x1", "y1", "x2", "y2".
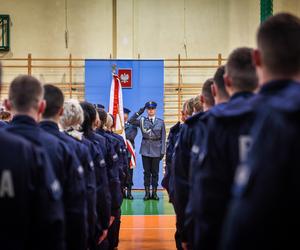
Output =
[
  {"x1": 185, "y1": 98, "x2": 194, "y2": 116},
  {"x1": 8, "y1": 75, "x2": 44, "y2": 113},
  {"x1": 43, "y1": 84, "x2": 64, "y2": 119},
  {"x1": 202, "y1": 78, "x2": 215, "y2": 108},
  {"x1": 213, "y1": 66, "x2": 230, "y2": 99},
  {"x1": 106, "y1": 113, "x2": 113, "y2": 130},
  {"x1": 80, "y1": 101, "x2": 96, "y2": 135},
  {"x1": 97, "y1": 108, "x2": 107, "y2": 129},
  {"x1": 226, "y1": 47, "x2": 258, "y2": 92},
  {"x1": 60, "y1": 99, "x2": 84, "y2": 130},
  {"x1": 257, "y1": 13, "x2": 300, "y2": 77},
  {"x1": 193, "y1": 96, "x2": 203, "y2": 113}
]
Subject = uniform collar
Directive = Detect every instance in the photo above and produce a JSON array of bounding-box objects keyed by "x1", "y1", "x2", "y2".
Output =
[
  {"x1": 148, "y1": 116, "x2": 156, "y2": 122},
  {"x1": 259, "y1": 79, "x2": 296, "y2": 95},
  {"x1": 39, "y1": 120, "x2": 60, "y2": 132},
  {"x1": 230, "y1": 91, "x2": 253, "y2": 101},
  {"x1": 11, "y1": 115, "x2": 38, "y2": 127}
]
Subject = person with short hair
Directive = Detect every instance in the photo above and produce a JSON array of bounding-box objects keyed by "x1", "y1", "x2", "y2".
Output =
[
  {"x1": 128, "y1": 101, "x2": 166, "y2": 201},
  {"x1": 172, "y1": 77, "x2": 218, "y2": 250},
  {"x1": 220, "y1": 13, "x2": 300, "y2": 250},
  {"x1": 190, "y1": 47, "x2": 258, "y2": 250},
  {"x1": 5, "y1": 75, "x2": 87, "y2": 250},
  {"x1": 0, "y1": 65, "x2": 65, "y2": 250}
]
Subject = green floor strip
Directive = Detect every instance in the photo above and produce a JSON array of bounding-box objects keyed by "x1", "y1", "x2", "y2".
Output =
[{"x1": 121, "y1": 191, "x2": 175, "y2": 215}]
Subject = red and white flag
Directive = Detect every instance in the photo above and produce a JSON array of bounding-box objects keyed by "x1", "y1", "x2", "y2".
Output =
[
  {"x1": 109, "y1": 73, "x2": 136, "y2": 168},
  {"x1": 126, "y1": 140, "x2": 136, "y2": 169},
  {"x1": 109, "y1": 74, "x2": 126, "y2": 142}
]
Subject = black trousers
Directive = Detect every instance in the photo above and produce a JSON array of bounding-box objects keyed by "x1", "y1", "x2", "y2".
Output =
[
  {"x1": 126, "y1": 158, "x2": 134, "y2": 188},
  {"x1": 142, "y1": 156, "x2": 160, "y2": 188}
]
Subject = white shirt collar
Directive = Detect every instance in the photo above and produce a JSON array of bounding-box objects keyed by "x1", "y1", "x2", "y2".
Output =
[{"x1": 149, "y1": 116, "x2": 156, "y2": 122}]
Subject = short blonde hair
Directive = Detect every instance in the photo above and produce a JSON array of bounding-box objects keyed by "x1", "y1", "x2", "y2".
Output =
[
  {"x1": 60, "y1": 99, "x2": 84, "y2": 130},
  {"x1": 105, "y1": 113, "x2": 113, "y2": 130}
]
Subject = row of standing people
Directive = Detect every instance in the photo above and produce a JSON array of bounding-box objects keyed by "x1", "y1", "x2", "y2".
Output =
[
  {"x1": 163, "y1": 12, "x2": 300, "y2": 250},
  {"x1": 0, "y1": 72, "x2": 131, "y2": 250}
]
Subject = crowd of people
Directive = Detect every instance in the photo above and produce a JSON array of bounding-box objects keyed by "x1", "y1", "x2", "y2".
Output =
[
  {"x1": 162, "y1": 12, "x2": 300, "y2": 250},
  {"x1": 1, "y1": 12, "x2": 300, "y2": 250}
]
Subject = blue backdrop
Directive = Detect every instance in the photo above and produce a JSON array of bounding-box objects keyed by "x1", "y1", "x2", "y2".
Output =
[{"x1": 85, "y1": 59, "x2": 164, "y2": 189}]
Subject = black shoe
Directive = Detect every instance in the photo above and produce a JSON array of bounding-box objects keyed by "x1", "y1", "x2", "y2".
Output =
[
  {"x1": 143, "y1": 186, "x2": 151, "y2": 201},
  {"x1": 127, "y1": 188, "x2": 134, "y2": 200},
  {"x1": 151, "y1": 187, "x2": 159, "y2": 200},
  {"x1": 122, "y1": 188, "x2": 127, "y2": 199}
]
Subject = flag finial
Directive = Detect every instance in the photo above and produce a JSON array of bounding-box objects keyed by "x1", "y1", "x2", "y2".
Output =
[{"x1": 112, "y1": 64, "x2": 117, "y2": 74}]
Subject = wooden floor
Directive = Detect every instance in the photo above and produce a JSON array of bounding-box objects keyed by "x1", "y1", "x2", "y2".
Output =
[{"x1": 119, "y1": 215, "x2": 176, "y2": 250}]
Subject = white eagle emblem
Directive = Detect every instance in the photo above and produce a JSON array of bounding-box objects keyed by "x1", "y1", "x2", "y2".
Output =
[{"x1": 120, "y1": 73, "x2": 129, "y2": 83}]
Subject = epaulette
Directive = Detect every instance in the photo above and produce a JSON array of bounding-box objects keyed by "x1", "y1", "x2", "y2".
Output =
[
  {"x1": 156, "y1": 117, "x2": 164, "y2": 122},
  {"x1": 185, "y1": 111, "x2": 205, "y2": 125}
]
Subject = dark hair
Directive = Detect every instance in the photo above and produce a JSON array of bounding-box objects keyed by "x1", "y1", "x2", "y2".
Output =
[
  {"x1": 97, "y1": 108, "x2": 107, "y2": 129},
  {"x1": 213, "y1": 66, "x2": 229, "y2": 99},
  {"x1": 9, "y1": 75, "x2": 43, "y2": 112},
  {"x1": 202, "y1": 78, "x2": 215, "y2": 107},
  {"x1": 226, "y1": 47, "x2": 258, "y2": 92},
  {"x1": 257, "y1": 13, "x2": 300, "y2": 76},
  {"x1": 43, "y1": 84, "x2": 64, "y2": 118},
  {"x1": 80, "y1": 101, "x2": 96, "y2": 136}
]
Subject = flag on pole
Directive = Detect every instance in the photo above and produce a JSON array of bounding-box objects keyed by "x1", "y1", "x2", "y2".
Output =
[{"x1": 109, "y1": 73, "x2": 126, "y2": 142}]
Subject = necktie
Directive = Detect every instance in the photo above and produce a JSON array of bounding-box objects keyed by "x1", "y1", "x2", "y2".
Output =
[{"x1": 150, "y1": 118, "x2": 153, "y2": 124}]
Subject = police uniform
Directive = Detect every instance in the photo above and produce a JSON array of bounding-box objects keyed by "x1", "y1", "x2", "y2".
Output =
[
  {"x1": 85, "y1": 130, "x2": 122, "y2": 250},
  {"x1": 173, "y1": 102, "x2": 228, "y2": 248},
  {"x1": 7, "y1": 115, "x2": 87, "y2": 250},
  {"x1": 40, "y1": 121, "x2": 98, "y2": 249},
  {"x1": 0, "y1": 120, "x2": 7, "y2": 128},
  {"x1": 162, "y1": 121, "x2": 181, "y2": 202},
  {"x1": 124, "y1": 108, "x2": 138, "y2": 199},
  {"x1": 0, "y1": 130, "x2": 64, "y2": 250},
  {"x1": 128, "y1": 101, "x2": 166, "y2": 200},
  {"x1": 188, "y1": 92, "x2": 254, "y2": 250},
  {"x1": 96, "y1": 128, "x2": 124, "y2": 250},
  {"x1": 220, "y1": 80, "x2": 300, "y2": 250}
]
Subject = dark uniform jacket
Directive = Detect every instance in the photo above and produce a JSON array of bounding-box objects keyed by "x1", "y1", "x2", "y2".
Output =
[
  {"x1": 6, "y1": 115, "x2": 87, "y2": 250},
  {"x1": 189, "y1": 92, "x2": 254, "y2": 250},
  {"x1": 162, "y1": 121, "x2": 181, "y2": 201},
  {"x1": 85, "y1": 131, "x2": 122, "y2": 218},
  {"x1": 221, "y1": 80, "x2": 300, "y2": 250},
  {"x1": 125, "y1": 122, "x2": 138, "y2": 147},
  {"x1": 0, "y1": 131, "x2": 64, "y2": 250},
  {"x1": 39, "y1": 121, "x2": 97, "y2": 246}
]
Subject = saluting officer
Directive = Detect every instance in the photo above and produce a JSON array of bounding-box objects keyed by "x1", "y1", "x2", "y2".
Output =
[
  {"x1": 124, "y1": 108, "x2": 138, "y2": 200},
  {"x1": 128, "y1": 101, "x2": 166, "y2": 201}
]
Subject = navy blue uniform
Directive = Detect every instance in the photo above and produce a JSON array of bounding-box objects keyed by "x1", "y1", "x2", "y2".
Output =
[
  {"x1": 40, "y1": 121, "x2": 97, "y2": 248},
  {"x1": 0, "y1": 131, "x2": 65, "y2": 250},
  {"x1": 172, "y1": 112, "x2": 205, "y2": 243},
  {"x1": 0, "y1": 120, "x2": 8, "y2": 128},
  {"x1": 7, "y1": 115, "x2": 87, "y2": 250},
  {"x1": 162, "y1": 121, "x2": 181, "y2": 202},
  {"x1": 125, "y1": 122, "x2": 138, "y2": 187},
  {"x1": 96, "y1": 129, "x2": 124, "y2": 249},
  {"x1": 189, "y1": 92, "x2": 254, "y2": 250},
  {"x1": 85, "y1": 131, "x2": 122, "y2": 218},
  {"x1": 221, "y1": 80, "x2": 300, "y2": 250}
]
